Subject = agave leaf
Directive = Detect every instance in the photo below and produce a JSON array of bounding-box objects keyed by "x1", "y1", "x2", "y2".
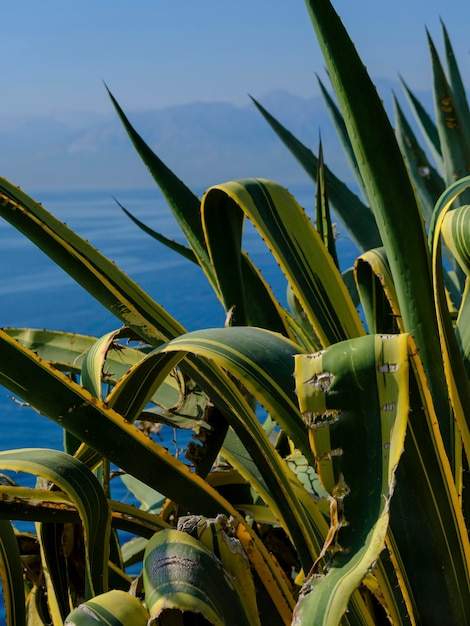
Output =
[
  {"x1": 393, "y1": 95, "x2": 465, "y2": 304},
  {"x1": 106, "y1": 344, "x2": 228, "y2": 476},
  {"x1": 387, "y1": 336, "x2": 470, "y2": 623},
  {"x1": 106, "y1": 351, "x2": 189, "y2": 427},
  {"x1": 339, "y1": 268, "x2": 359, "y2": 308},
  {"x1": 317, "y1": 76, "x2": 369, "y2": 205},
  {"x1": 428, "y1": 31, "x2": 470, "y2": 199},
  {"x1": 303, "y1": 0, "x2": 451, "y2": 457},
  {"x1": 110, "y1": 500, "x2": 171, "y2": 538},
  {"x1": 354, "y1": 247, "x2": 400, "y2": 335},
  {"x1": 201, "y1": 179, "x2": 365, "y2": 348},
  {"x1": 315, "y1": 139, "x2": 339, "y2": 268},
  {"x1": 0, "y1": 180, "x2": 236, "y2": 469},
  {"x1": 294, "y1": 335, "x2": 408, "y2": 624},
  {"x1": 399, "y1": 75, "x2": 443, "y2": 172},
  {"x1": 4, "y1": 328, "x2": 96, "y2": 375},
  {"x1": 219, "y1": 429, "x2": 297, "y2": 522},
  {"x1": 250, "y1": 96, "x2": 381, "y2": 253},
  {"x1": 393, "y1": 94, "x2": 444, "y2": 226},
  {"x1": 80, "y1": 328, "x2": 133, "y2": 399},
  {"x1": 441, "y1": 20, "x2": 470, "y2": 148},
  {"x1": 448, "y1": 223, "x2": 470, "y2": 375},
  {"x1": 5, "y1": 328, "x2": 191, "y2": 435},
  {"x1": 0, "y1": 486, "x2": 79, "y2": 525},
  {"x1": 4, "y1": 329, "x2": 152, "y2": 390},
  {"x1": 204, "y1": 465, "x2": 282, "y2": 524},
  {"x1": 64, "y1": 589, "x2": 149, "y2": 625},
  {"x1": 120, "y1": 536, "x2": 148, "y2": 569},
  {"x1": 221, "y1": 427, "x2": 331, "y2": 529},
  {"x1": 429, "y1": 176, "x2": 470, "y2": 463},
  {"x1": 25, "y1": 586, "x2": 51, "y2": 626},
  {"x1": 0, "y1": 486, "x2": 171, "y2": 540},
  {"x1": 156, "y1": 327, "x2": 312, "y2": 463},
  {"x1": 0, "y1": 449, "x2": 111, "y2": 603},
  {"x1": 119, "y1": 474, "x2": 166, "y2": 515},
  {"x1": 106, "y1": 559, "x2": 131, "y2": 594},
  {"x1": 5, "y1": 328, "x2": 188, "y2": 413},
  {"x1": 35, "y1": 521, "x2": 72, "y2": 625},
  {"x1": 0, "y1": 520, "x2": 26, "y2": 626},
  {"x1": 156, "y1": 331, "x2": 394, "y2": 625},
  {"x1": 178, "y1": 515, "x2": 261, "y2": 625},
  {"x1": 233, "y1": 256, "x2": 295, "y2": 336},
  {"x1": 143, "y1": 529, "x2": 253, "y2": 626},
  {"x1": 285, "y1": 451, "x2": 329, "y2": 503},
  {"x1": 285, "y1": 285, "x2": 322, "y2": 351},
  {"x1": 293, "y1": 334, "x2": 409, "y2": 625}
]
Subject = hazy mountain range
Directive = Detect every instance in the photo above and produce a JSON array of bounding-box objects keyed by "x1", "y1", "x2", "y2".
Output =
[{"x1": 0, "y1": 79, "x2": 435, "y2": 193}]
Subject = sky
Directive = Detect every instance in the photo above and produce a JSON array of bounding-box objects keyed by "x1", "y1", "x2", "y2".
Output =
[{"x1": 1, "y1": 0, "x2": 469, "y2": 120}]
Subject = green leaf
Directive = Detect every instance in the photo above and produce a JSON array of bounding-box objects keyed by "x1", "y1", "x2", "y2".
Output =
[
  {"x1": 0, "y1": 520, "x2": 26, "y2": 626},
  {"x1": 80, "y1": 328, "x2": 128, "y2": 399},
  {"x1": 393, "y1": 94, "x2": 444, "y2": 226},
  {"x1": 120, "y1": 536, "x2": 148, "y2": 569},
  {"x1": 447, "y1": 214, "x2": 470, "y2": 371},
  {"x1": 429, "y1": 178, "x2": 470, "y2": 461},
  {"x1": 354, "y1": 247, "x2": 400, "y2": 335},
  {"x1": 64, "y1": 590, "x2": 149, "y2": 625},
  {"x1": 0, "y1": 486, "x2": 171, "y2": 539},
  {"x1": 387, "y1": 337, "x2": 470, "y2": 623},
  {"x1": 427, "y1": 30, "x2": 470, "y2": 197},
  {"x1": 109, "y1": 97, "x2": 294, "y2": 344},
  {"x1": 178, "y1": 515, "x2": 261, "y2": 625},
  {"x1": 393, "y1": 94, "x2": 465, "y2": 304},
  {"x1": 441, "y1": 20, "x2": 470, "y2": 151},
  {"x1": 119, "y1": 474, "x2": 166, "y2": 515},
  {"x1": 110, "y1": 500, "x2": 171, "y2": 538},
  {"x1": 143, "y1": 529, "x2": 253, "y2": 626},
  {"x1": 157, "y1": 327, "x2": 312, "y2": 462},
  {"x1": 294, "y1": 334, "x2": 409, "y2": 624},
  {"x1": 35, "y1": 521, "x2": 70, "y2": 624},
  {"x1": 4, "y1": 328, "x2": 94, "y2": 375},
  {"x1": 317, "y1": 75, "x2": 369, "y2": 205},
  {"x1": 399, "y1": 75, "x2": 443, "y2": 172},
  {"x1": 315, "y1": 140, "x2": 340, "y2": 268},
  {"x1": 110, "y1": 101, "x2": 290, "y2": 337}
]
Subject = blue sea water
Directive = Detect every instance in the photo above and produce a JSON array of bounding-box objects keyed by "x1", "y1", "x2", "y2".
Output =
[{"x1": 0, "y1": 183, "x2": 358, "y2": 618}]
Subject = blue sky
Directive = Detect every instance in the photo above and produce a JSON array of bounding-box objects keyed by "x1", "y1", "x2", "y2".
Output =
[{"x1": 2, "y1": 0, "x2": 469, "y2": 119}]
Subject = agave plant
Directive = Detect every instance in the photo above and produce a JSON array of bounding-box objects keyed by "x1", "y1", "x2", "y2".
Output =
[{"x1": 0, "y1": 0, "x2": 469, "y2": 625}]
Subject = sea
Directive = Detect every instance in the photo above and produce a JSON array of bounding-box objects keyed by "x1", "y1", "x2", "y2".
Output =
[{"x1": 0, "y1": 183, "x2": 358, "y2": 617}]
